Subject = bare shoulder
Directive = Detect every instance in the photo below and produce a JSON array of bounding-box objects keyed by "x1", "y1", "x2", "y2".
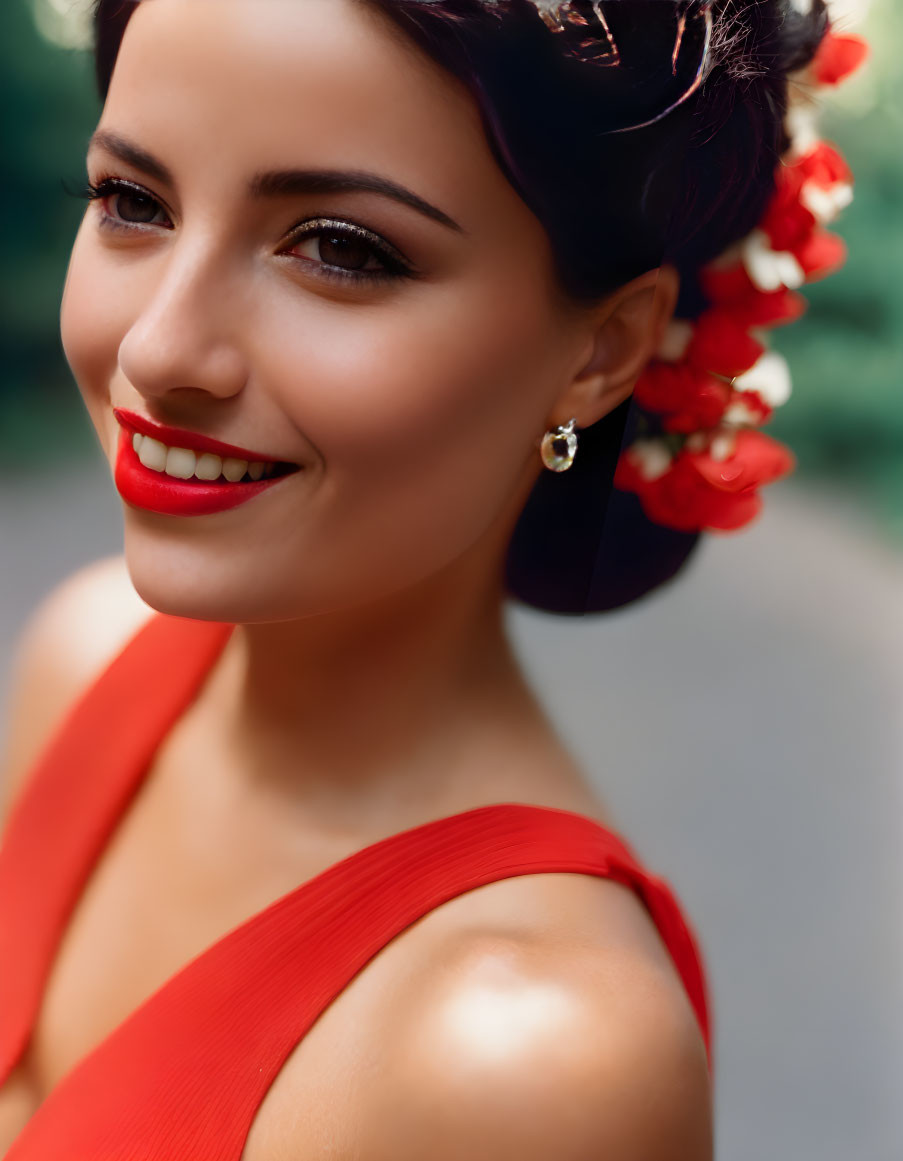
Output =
[
  {"x1": 360, "y1": 913, "x2": 712, "y2": 1161},
  {"x1": 0, "y1": 554, "x2": 155, "y2": 822}
]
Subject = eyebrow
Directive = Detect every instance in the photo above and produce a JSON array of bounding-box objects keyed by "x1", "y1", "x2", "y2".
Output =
[{"x1": 87, "y1": 130, "x2": 464, "y2": 233}]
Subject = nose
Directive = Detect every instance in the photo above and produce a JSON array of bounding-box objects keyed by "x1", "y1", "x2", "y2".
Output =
[{"x1": 117, "y1": 239, "x2": 249, "y2": 404}]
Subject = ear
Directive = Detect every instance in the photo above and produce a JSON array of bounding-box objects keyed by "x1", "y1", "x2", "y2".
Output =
[{"x1": 546, "y1": 265, "x2": 679, "y2": 430}]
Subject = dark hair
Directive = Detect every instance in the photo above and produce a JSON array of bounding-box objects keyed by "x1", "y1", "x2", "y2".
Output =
[{"x1": 91, "y1": 0, "x2": 830, "y2": 613}]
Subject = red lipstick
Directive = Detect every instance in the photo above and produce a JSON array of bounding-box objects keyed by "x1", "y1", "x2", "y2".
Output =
[{"x1": 112, "y1": 411, "x2": 301, "y2": 518}]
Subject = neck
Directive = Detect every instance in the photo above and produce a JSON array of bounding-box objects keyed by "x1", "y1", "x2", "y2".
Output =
[{"x1": 206, "y1": 536, "x2": 572, "y2": 831}]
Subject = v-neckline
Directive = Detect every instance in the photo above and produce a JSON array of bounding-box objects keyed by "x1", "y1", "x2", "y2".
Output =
[{"x1": 0, "y1": 613, "x2": 711, "y2": 1158}]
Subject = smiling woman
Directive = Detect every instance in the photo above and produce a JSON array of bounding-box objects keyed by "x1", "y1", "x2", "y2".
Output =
[
  {"x1": 0, "y1": 1, "x2": 864, "y2": 1159},
  {"x1": 66, "y1": 0, "x2": 604, "y2": 626}
]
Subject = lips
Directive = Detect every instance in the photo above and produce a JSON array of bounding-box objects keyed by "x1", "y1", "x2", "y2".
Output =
[
  {"x1": 113, "y1": 425, "x2": 301, "y2": 517},
  {"x1": 113, "y1": 407, "x2": 298, "y2": 465}
]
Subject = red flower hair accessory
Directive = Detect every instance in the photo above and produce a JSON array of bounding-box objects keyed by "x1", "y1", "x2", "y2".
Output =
[{"x1": 614, "y1": 15, "x2": 869, "y2": 535}]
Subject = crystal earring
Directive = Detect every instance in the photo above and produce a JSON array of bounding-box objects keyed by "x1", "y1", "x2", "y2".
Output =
[{"x1": 540, "y1": 418, "x2": 579, "y2": 472}]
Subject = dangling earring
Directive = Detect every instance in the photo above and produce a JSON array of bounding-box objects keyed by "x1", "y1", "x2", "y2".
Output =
[{"x1": 540, "y1": 418, "x2": 579, "y2": 472}]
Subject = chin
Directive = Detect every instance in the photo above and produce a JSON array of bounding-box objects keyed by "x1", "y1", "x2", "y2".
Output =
[
  {"x1": 120, "y1": 530, "x2": 260, "y2": 624},
  {"x1": 124, "y1": 566, "x2": 236, "y2": 625},
  {"x1": 119, "y1": 530, "x2": 362, "y2": 626}
]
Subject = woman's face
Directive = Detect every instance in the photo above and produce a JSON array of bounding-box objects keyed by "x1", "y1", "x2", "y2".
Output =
[{"x1": 61, "y1": 0, "x2": 598, "y2": 623}]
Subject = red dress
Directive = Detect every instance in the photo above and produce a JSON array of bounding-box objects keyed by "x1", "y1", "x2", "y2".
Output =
[{"x1": 0, "y1": 612, "x2": 712, "y2": 1158}]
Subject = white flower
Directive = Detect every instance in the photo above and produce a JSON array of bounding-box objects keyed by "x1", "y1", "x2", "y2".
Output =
[
  {"x1": 628, "y1": 439, "x2": 673, "y2": 481},
  {"x1": 800, "y1": 179, "x2": 854, "y2": 224},
  {"x1": 722, "y1": 399, "x2": 765, "y2": 427},
  {"x1": 784, "y1": 103, "x2": 822, "y2": 160},
  {"x1": 733, "y1": 351, "x2": 793, "y2": 408},
  {"x1": 710, "y1": 431, "x2": 738, "y2": 462},
  {"x1": 657, "y1": 320, "x2": 694, "y2": 362},
  {"x1": 683, "y1": 430, "x2": 738, "y2": 461},
  {"x1": 741, "y1": 230, "x2": 806, "y2": 292}
]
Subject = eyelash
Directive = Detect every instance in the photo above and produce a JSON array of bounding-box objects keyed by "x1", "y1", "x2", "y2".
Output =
[{"x1": 68, "y1": 175, "x2": 416, "y2": 287}]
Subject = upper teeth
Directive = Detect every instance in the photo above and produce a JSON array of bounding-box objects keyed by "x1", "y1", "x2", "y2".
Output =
[{"x1": 132, "y1": 432, "x2": 278, "y2": 482}]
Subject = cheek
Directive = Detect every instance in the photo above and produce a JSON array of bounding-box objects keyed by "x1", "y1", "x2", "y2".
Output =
[
  {"x1": 58, "y1": 216, "x2": 571, "y2": 613},
  {"x1": 60, "y1": 228, "x2": 133, "y2": 445},
  {"x1": 260, "y1": 275, "x2": 567, "y2": 575}
]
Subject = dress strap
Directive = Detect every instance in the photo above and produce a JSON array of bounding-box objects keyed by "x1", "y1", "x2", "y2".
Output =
[
  {"x1": 5, "y1": 802, "x2": 711, "y2": 1161},
  {"x1": 0, "y1": 613, "x2": 234, "y2": 1083}
]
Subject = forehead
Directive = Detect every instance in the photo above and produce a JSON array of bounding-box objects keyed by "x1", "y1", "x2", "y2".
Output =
[{"x1": 104, "y1": 0, "x2": 495, "y2": 203}]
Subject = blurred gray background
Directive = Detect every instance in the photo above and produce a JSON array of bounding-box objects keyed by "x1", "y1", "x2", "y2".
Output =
[{"x1": 2, "y1": 0, "x2": 901, "y2": 1158}]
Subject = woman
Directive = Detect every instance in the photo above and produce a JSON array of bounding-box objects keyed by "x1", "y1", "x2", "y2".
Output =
[{"x1": 0, "y1": 1, "x2": 863, "y2": 1157}]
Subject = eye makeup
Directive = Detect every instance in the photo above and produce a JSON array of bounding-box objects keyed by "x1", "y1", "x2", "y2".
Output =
[
  {"x1": 66, "y1": 174, "x2": 418, "y2": 287},
  {"x1": 281, "y1": 215, "x2": 416, "y2": 285}
]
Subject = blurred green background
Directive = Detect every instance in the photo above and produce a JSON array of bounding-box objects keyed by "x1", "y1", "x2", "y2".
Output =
[{"x1": 1, "y1": 0, "x2": 901, "y2": 540}]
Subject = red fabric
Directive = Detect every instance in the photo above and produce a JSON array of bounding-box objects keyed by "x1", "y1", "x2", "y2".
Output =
[{"x1": 0, "y1": 613, "x2": 713, "y2": 1158}]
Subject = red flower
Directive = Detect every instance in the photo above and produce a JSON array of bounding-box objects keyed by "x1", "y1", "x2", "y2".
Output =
[
  {"x1": 699, "y1": 260, "x2": 753, "y2": 304},
  {"x1": 700, "y1": 262, "x2": 808, "y2": 327},
  {"x1": 734, "y1": 288, "x2": 808, "y2": 329},
  {"x1": 615, "y1": 430, "x2": 796, "y2": 533},
  {"x1": 796, "y1": 229, "x2": 848, "y2": 282},
  {"x1": 613, "y1": 25, "x2": 867, "y2": 539},
  {"x1": 723, "y1": 388, "x2": 773, "y2": 426},
  {"x1": 612, "y1": 446, "x2": 654, "y2": 495},
  {"x1": 812, "y1": 31, "x2": 869, "y2": 87},
  {"x1": 798, "y1": 141, "x2": 853, "y2": 191},
  {"x1": 761, "y1": 168, "x2": 816, "y2": 251},
  {"x1": 634, "y1": 362, "x2": 732, "y2": 433},
  {"x1": 686, "y1": 309, "x2": 765, "y2": 378},
  {"x1": 760, "y1": 143, "x2": 853, "y2": 250}
]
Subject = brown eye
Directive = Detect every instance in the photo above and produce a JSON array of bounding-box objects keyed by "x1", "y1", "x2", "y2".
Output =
[
  {"x1": 317, "y1": 232, "x2": 375, "y2": 271},
  {"x1": 291, "y1": 229, "x2": 388, "y2": 274},
  {"x1": 285, "y1": 218, "x2": 413, "y2": 285},
  {"x1": 85, "y1": 178, "x2": 171, "y2": 229},
  {"x1": 111, "y1": 190, "x2": 164, "y2": 225}
]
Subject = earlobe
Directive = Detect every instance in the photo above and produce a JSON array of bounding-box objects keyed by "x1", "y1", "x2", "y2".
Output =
[{"x1": 549, "y1": 265, "x2": 680, "y2": 430}]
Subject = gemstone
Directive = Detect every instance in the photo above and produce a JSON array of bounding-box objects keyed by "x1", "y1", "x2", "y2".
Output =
[{"x1": 540, "y1": 425, "x2": 578, "y2": 472}]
